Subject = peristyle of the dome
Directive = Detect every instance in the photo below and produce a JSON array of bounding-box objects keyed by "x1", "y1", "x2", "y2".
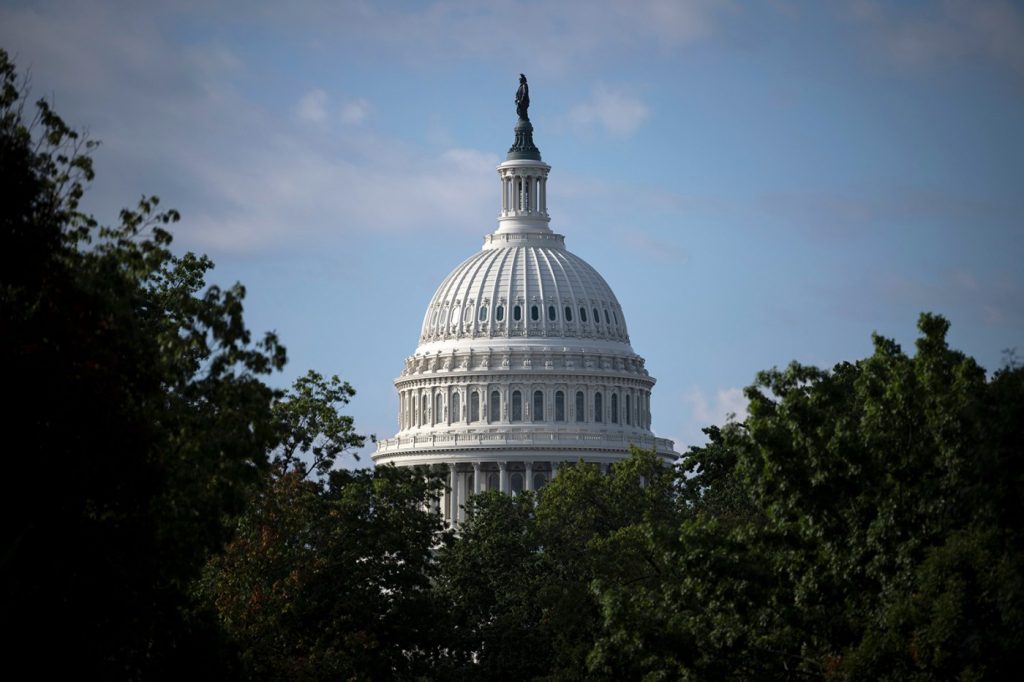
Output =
[{"x1": 374, "y1": 79, "x2": 676, "y2": 524}]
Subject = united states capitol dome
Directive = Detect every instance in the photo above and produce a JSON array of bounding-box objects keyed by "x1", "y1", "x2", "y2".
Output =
[
  {"x1": 418, "y1": 231, "x2": 631, "y2": 349},
  {"x1": 374, "y1": 76, "x2": 676, "y2": 524}
]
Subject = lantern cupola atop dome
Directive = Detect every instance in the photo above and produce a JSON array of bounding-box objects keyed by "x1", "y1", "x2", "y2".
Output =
[{"x1": 496, "y1": 74, "x2": 551, "y2": 236}]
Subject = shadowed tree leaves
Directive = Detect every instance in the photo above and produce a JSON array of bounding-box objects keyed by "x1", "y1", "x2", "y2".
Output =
[
  {"x1": 202, "y1": 465, "x2": 446, "y2": 681},
  {"x1": 272, "y1": 370, "x2": 365, "y2": 478},
  {"x1": 435, "y1": 315, "x2": 1022, "y2": 681},
  {"x1": 2, "y1": 47, "x2": 297, "y2": 676}
]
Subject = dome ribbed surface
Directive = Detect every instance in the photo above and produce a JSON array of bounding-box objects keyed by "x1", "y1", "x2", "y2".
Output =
[{"x1": 419, "y1": 238, "x2": 629, "y2": 345}]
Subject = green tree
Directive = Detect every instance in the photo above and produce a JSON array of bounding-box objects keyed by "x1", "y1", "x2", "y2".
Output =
[
  {"x1": 595, "y1": 315, "x2": 1024, "y2": 680},
  {"x1": 202, "y1": 464, "x2": 447, "y2": 681},
  {"x1": 434, "y1": 490, "x2": 549, "y2": 681},
  {"x1": 435, "y1": 450, "x2": 678, "y2": 681},
  {"x1": 0, "y1": 47, "x2": 360, "y2": 676}
]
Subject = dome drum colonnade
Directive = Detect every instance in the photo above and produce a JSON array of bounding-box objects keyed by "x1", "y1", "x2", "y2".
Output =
[{"x1": 373, "y1": 76, "x2": 676, "y2": 523}]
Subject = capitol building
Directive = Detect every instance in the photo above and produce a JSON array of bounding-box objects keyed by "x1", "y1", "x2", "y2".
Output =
[{"x1": 373, "y1": 78, "x2": 677, "y2": 523}]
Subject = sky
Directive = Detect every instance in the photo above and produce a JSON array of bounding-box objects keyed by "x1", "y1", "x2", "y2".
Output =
[{"x1": 2, "y1": 0, "x2": 1022, "y2": 463}]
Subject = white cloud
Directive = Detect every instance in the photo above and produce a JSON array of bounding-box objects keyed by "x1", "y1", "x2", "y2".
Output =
[
  {"x1": 845, "y1": 0, "x2": 1024, "y2": 75},
  {"x1": 568, "y1": 85, "x2": 651, "y2": 137},
  {"x1": 296, "y1": 90, "x2": 370, "y2": 126},
  {"x1": 679, "y1": 386, "x2": 748, "y2": 448},
  {"x1": 684, "y1": 386, "x2": 748, "y2": 425},
  {"x1": 339, "y1": 97, "x2": 371, "y2": 125},
  {"x1": 295, "y1": 89, "x2": 329, "y2": 124},
  {"x1": 0, "y1": 2, "x2": 499, "y2": 257},
  {"x1": 243, "y1": 0, "x2": 723, "y2": 74}
]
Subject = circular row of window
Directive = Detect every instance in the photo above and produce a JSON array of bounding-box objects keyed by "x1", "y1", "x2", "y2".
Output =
[
  {"x1": 429, "y1": 304, "x2": 621, "y2": 329},
  {"x1": 405, "y1": 389, "x2": 648, "y2": 429}
]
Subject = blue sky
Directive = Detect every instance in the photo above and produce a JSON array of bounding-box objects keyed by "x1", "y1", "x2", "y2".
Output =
[{"x1": 3, "y1": 0, "x2": 1022, "y2": 462}]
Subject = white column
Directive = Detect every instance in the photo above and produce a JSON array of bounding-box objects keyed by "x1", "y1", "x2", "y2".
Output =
[
  {"x1": 449, "y1": 464, "x2": 458, "y2": 524},
  {"x1": 499, "y1": 461, "x2": 509, "y2": 493},
  {"x1": 551, "y1": 460, "x2": 560, "y2": 478},
  {"x1": 473, "y1": 462, "x2": 482, "y2": 494},
  {"x1": 525, "y1": 461, "x2": 534, "y2": 491},
  {"x1": 457, "y1": 469, "x2": 468, "y2": 523}
]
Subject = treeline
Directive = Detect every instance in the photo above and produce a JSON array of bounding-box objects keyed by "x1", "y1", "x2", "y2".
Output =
[{"x1": 2, "y1": 49, "x2": 1022, "y2": 680}]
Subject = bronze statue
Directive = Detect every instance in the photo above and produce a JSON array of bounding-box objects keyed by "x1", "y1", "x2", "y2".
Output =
[{"x1": 516, "y1": 73, "x2": 530, "y2": 120}]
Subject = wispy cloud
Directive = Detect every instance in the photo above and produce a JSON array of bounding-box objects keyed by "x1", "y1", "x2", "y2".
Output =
[
  {"x1": 0, "y1": 2, "x2": 497, "y2": 256},
  {"x1": 867, "y1": 269, "x2": 1024, "y2": 329},
  {"x1": 568, "y1": 84, "x2": 651, "y2": 137},
  {"x1": 679, "y1": 386, "x2": 748, "y2": 447},
  {"x1": 247, "y1": 0, "x2": 724, "y2": 74},
  {"x1": 339, "y1": 97, "x2": 371, "y2": 125},
  {"x1": 295, "y1": 89, "x2": 329, "y2": 124},
  {"x1": 844, "y1": 0, "x2": 1024, "y2": 75},
  {"x1": 295, "y1": 89, "x2": 372, "y2": 126}
]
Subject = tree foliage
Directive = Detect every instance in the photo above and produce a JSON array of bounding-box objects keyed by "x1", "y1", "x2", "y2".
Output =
[
  {"x1": 0, "y1": 47, "x2": 359, "y2": 677},
  {"x1": 202, "y1": 464, "x2": 446, "y2": 680},
  {"x1": 430, "y1": 315, "x2": 1023, "y2": 681}
]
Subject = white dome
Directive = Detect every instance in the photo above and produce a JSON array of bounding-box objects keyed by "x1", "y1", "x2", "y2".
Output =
[
  {"x1": 419, "y1": 233, "x2": 630, "y2": 348},
  {"x1": 373, "y1": 92, "x2": 676, "y2": 524}
]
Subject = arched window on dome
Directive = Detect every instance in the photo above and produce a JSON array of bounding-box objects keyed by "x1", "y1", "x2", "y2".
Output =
[
  {"x1": 625, "y1": 394, "x2": 632, "y2": 426},
  {"x1": 575, "y1": 391, "x2": 585, "y2": 422},
  {"x1": 604, "y1": 309, "x2": 611, "y2": 324},
  {"x1": 555, "y1": 391, "x2": 565, "y2": 422},
  {"x1": 511, "y1": 390, "x2": 523, "y2": 422},
  {"x1": 613, "y1": 311, "x2": 619, "y2": 325},
  {"x1": 564, "y1": 306, "x2": 573, "y2": 322},
  {"x1": 548, "y1": 305, "x2": 556, "y2": 321},
  {"x1": 611, "y1": 393, "x2": 619, "y2": 424},
  {"x1": 595, "y1": 392, "x2": 604, "y2": 423},
  {"x1": 464, "y1": 306, "x2": 472, "y2": 325},
  {"x1": 479, "y1": 305, "x2": 488, "y2": 322},
  {"x1": 470, "y1": 391, "x2": 480, "y2": 422},
  {"x1": 580, "y1": 307, "x2": 587, "y2": 323},
  {"x1": 531, "y1": 305, "x2": 539, "y2": 321},
  {"x1": 421, "y1": 394, "x2": 428, "y2": 427},
  {"x1": 435, "y1": 393, "x2": 443, "y2": 425},
  {"x1": 451, "y1": 392, "x2": 461, "y2": 422},
  {"x1": 514, "y1": 305, "x2": 522, "y2": 321},
  {"x1": 496, "y1": 305, "x2": 504, "y2": 322},
  {"x1": 533, "y1": 390, "x2": 544, "y2": 422},
  {"x1": 490, "y1": 390, "x2": 500, "y2": 422},
  {"x1": 593, "y1": 308, "x2": 600, "y2": 325},
  {"x1": 511, "y1": 472, "x2": 524, "y2": 494}
]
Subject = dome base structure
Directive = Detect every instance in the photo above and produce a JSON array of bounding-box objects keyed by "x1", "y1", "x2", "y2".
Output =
[{"x1": 373, "y1": 78, "x2": 677, "y2": 524}]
